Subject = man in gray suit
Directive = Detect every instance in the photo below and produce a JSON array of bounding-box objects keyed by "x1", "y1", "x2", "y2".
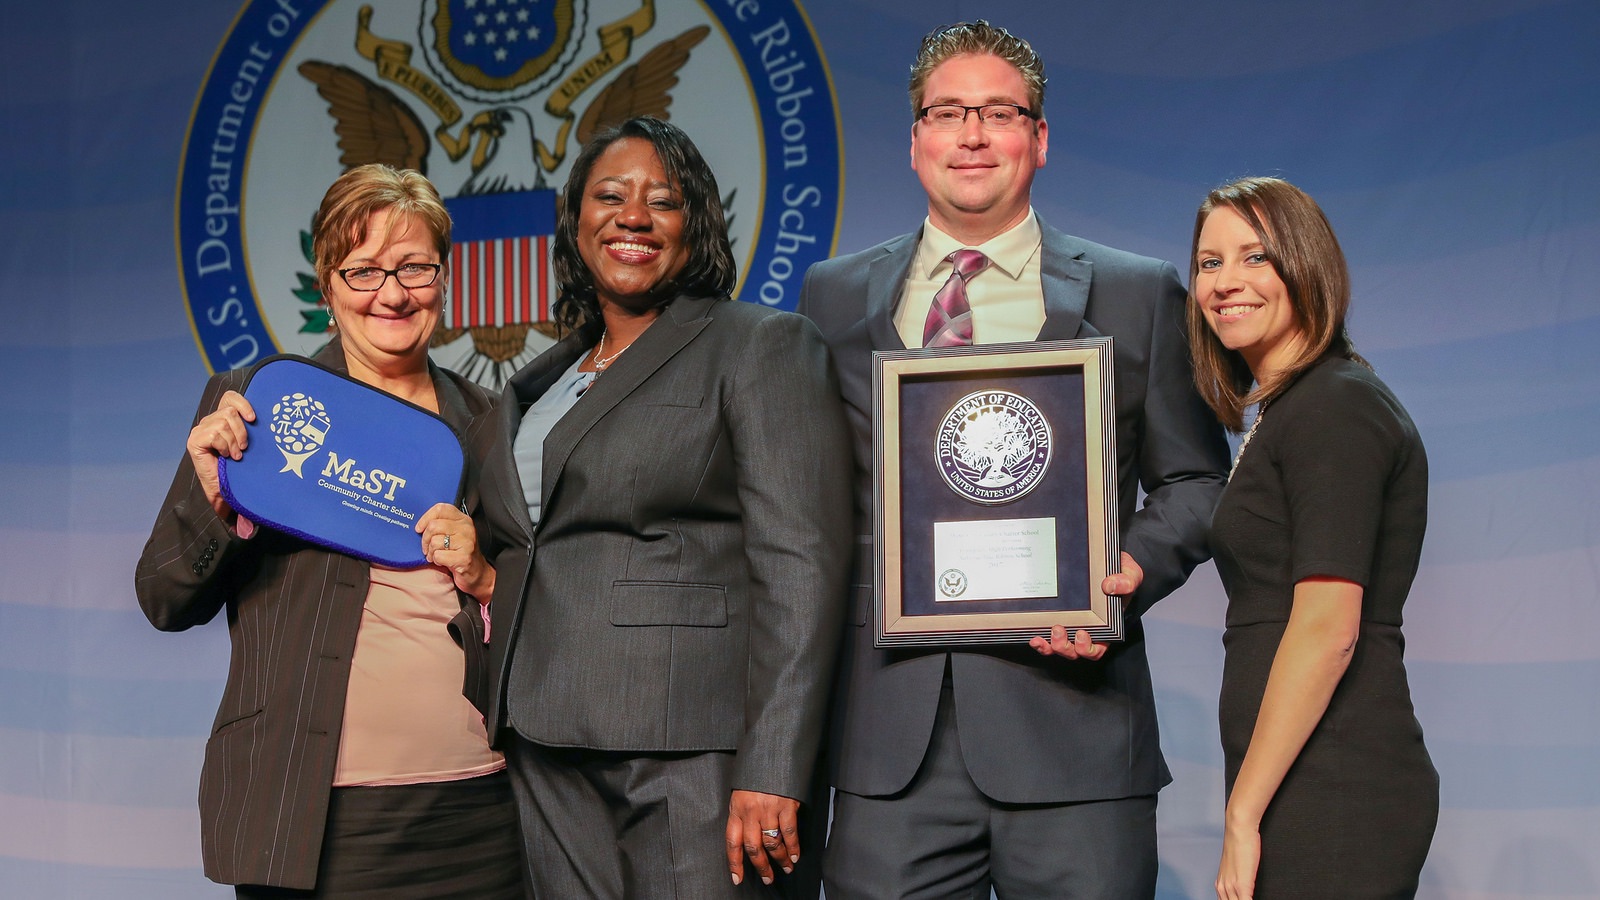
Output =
[{"x1": 796, "y1": 21, "x2": 1229, "y2": 899}]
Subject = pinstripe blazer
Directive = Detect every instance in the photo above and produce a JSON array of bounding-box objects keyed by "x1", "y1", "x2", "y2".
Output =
[
  {"x1": 475, "y1": 295, "x2": 854, "y2": 802},
  {"x1": 134, "y1": 338, "x2": 496, "y2": 889}
]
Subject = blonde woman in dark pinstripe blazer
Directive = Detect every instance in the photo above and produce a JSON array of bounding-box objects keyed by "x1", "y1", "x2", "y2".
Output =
[{"x1": 136, "y1": 165, "x2": 523, "y2": 898}]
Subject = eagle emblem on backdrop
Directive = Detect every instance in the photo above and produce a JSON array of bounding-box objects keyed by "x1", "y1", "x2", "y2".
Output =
[
  {"x1": 176, "y1": 0, "x2": 843, "y2": 387},
  {"x1": 300, "y1": 1, "x2": 706, "y2": 385}
]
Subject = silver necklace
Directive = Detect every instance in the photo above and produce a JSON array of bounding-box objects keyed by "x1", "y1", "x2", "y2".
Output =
[
  {"x1": 591, "y1": 331, "x2": 629, "y2": 371},
  {"x1": 1230, "y1": 403, "x2": 1268, "y2": 479}
]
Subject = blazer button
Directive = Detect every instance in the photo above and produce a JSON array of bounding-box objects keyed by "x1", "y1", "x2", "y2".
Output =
[
  {"x1": 192, "y1": 562, "x2": 205, "y2": 575},
  {"x1": 207, "y1": 538, "x2": 219, "y2": 550}
]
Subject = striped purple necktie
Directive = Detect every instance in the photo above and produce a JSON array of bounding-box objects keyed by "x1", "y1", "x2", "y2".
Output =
[{"x1": 923, "y1": 249, "x2": 990, "y2": 347}]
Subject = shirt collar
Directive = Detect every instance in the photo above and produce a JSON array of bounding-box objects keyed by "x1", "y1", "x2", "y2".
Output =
[{"x1": 917, "y1": 210, "x2": 1042, "y2": 280}]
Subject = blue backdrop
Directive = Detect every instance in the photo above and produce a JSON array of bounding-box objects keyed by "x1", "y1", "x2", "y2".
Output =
[{"x1": 3, "y1": 1, "x2": 1597, "y2": 897}]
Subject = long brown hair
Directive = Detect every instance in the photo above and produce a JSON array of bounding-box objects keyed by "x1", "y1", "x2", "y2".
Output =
[{"x1": 1186, "y1": 176, "x2": 1365, "y2": 431}]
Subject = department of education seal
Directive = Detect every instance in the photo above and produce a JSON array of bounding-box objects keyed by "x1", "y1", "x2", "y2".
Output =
[
  {"x1": 935, "y1": 389, "x2": 1053, "y2": 505},
  {"x1": 177, "y1": 0, "x2": 843, "y2": 388},
  {"x1": 937, "y1": 568, "x2": 968, "y2": 598}
]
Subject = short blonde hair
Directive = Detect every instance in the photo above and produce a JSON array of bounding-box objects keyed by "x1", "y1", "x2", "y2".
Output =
[
  {"x1": 311, "y1": 164, "x2": 451, "y2": 295},
  {"x1": 908, "y1": 21, "x2": 1046, "y2": 119}
]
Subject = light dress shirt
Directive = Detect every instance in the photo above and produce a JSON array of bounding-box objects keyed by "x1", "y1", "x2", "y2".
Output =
[
  {"x1": 893, "y1": 211, "x2": 1046, "y2": 348},
  {"x1": 513, "y1": 354, "x2": 596, "y2": 527}
]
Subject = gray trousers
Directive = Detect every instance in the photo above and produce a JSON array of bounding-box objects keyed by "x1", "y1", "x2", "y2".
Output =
[
  {"x1": 822, "y1": 685, "x2": 1159, "y2": 900},
  {"x1": 507, "y1": 737, "x2": 815, "y2": 899}
]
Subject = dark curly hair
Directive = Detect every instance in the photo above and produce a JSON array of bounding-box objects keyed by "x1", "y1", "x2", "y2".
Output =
[{"x1": 551, "y1": 116, "x2": 736, "y2": 333}]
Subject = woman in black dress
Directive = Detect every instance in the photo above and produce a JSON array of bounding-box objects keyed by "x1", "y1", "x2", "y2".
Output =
[{"x1": 1186, "y1": 177, "x2": 1438, "y2": 899}]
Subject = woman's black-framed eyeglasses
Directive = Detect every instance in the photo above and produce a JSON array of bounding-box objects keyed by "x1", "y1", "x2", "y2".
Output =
[{"x1": 337, "y1": 263, "x2": 442, "y2": 291}]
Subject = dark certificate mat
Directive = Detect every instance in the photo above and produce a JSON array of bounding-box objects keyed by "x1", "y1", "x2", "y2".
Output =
[
  {"x1": 873, "y1": 339, "x2": 1122, "y2": 647},
  {"x1": 217, "y1": 355, "x2": 465, "y2": 568}
]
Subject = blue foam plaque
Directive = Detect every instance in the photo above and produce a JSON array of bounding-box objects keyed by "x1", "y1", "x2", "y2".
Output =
[{"x1": 217, "y1": 355, "x2": 465, "y2": 567}]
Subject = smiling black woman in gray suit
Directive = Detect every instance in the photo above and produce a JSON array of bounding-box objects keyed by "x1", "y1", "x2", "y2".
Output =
[{"x1": 473, "y1": 117, "x2": 853, "y2": 899}]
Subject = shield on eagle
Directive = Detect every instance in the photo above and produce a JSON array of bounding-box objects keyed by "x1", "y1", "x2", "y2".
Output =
[
  {"x1": 443, "y1": 188, "x2": 559, "y2": 367},
  {"x1": 425, "y1": 0, "x2": 581, "y2": 99}
]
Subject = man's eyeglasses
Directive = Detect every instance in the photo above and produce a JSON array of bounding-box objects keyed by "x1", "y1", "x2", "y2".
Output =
[
  {"x1": 918, "y1": 104, "x2": 1035, "y2": 131},
  {"x1": 337, "y1": 263, "x2": 442, "y2": 291}
]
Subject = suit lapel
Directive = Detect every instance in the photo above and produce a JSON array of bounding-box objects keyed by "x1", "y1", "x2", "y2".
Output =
[
  {"x1": 866, "y1": 234, "x2": 917, "y2": 352},
  {"x1": 429, "y1": 364, "x2": 472, "y2": 431},
  {"x1": 538, "y1": 295, "x2": 714, "y2": 514},
  {"x1": 489, "y1": 330, "x2": 591, "y2": 539},
  {"x1": 1036, "y1": 224, "x2": 1093, "y2": 341},
  {"x1": 427, "y1": 362, "x2": 480, "y2": 513},
  {"x1": 310, "y1": 335, "x2": 349, "y2": 372},
  {"x1": 867, "y1": 225, "x2": 1092, "y2": 346}
]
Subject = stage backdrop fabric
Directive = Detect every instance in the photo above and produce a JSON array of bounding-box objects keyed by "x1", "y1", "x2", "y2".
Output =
[{"x1": 2, "y1": 1, "x2": 1597, "y2": 897}]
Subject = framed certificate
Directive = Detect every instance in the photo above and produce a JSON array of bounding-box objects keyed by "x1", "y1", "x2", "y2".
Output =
[{"x1": 872, "y1": 338, "x2": 1121, "y2": 646}]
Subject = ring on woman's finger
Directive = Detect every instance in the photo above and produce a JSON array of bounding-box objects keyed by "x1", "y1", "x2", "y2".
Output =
[
  {"x1": 761, "y1": 828, "x2": 781, "y2": 839},
  {"x1": 442, "y1": 534, "x2": 452, "y2": 550}
]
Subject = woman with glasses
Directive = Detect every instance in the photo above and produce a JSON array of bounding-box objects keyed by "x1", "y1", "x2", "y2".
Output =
[{"x1": 136, "y1": 164, "x2": 522, "y2": 898}]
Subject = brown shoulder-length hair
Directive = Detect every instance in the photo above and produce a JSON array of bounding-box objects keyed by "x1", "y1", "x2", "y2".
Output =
[
  {"x1": 1186, "y1": 176, "x2": 1366, "y2": 431},
  {"x1": 551, "y1": 116, "x2": 736, "y2": 334},
  {"x1": 311, "y1": 164, "x2": 451, "y2": 299}
]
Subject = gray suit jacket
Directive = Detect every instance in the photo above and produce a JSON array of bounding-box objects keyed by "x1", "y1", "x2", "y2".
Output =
[
  {"x1": 797, "y1": 219, "x2": 1229, "y2": 803},
  {"x1": 477, "y1": 295, "x2": 854, "y2": 801},
  {"x1": 135, "y1": 337, "x2": 497, "y2": 889}
]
